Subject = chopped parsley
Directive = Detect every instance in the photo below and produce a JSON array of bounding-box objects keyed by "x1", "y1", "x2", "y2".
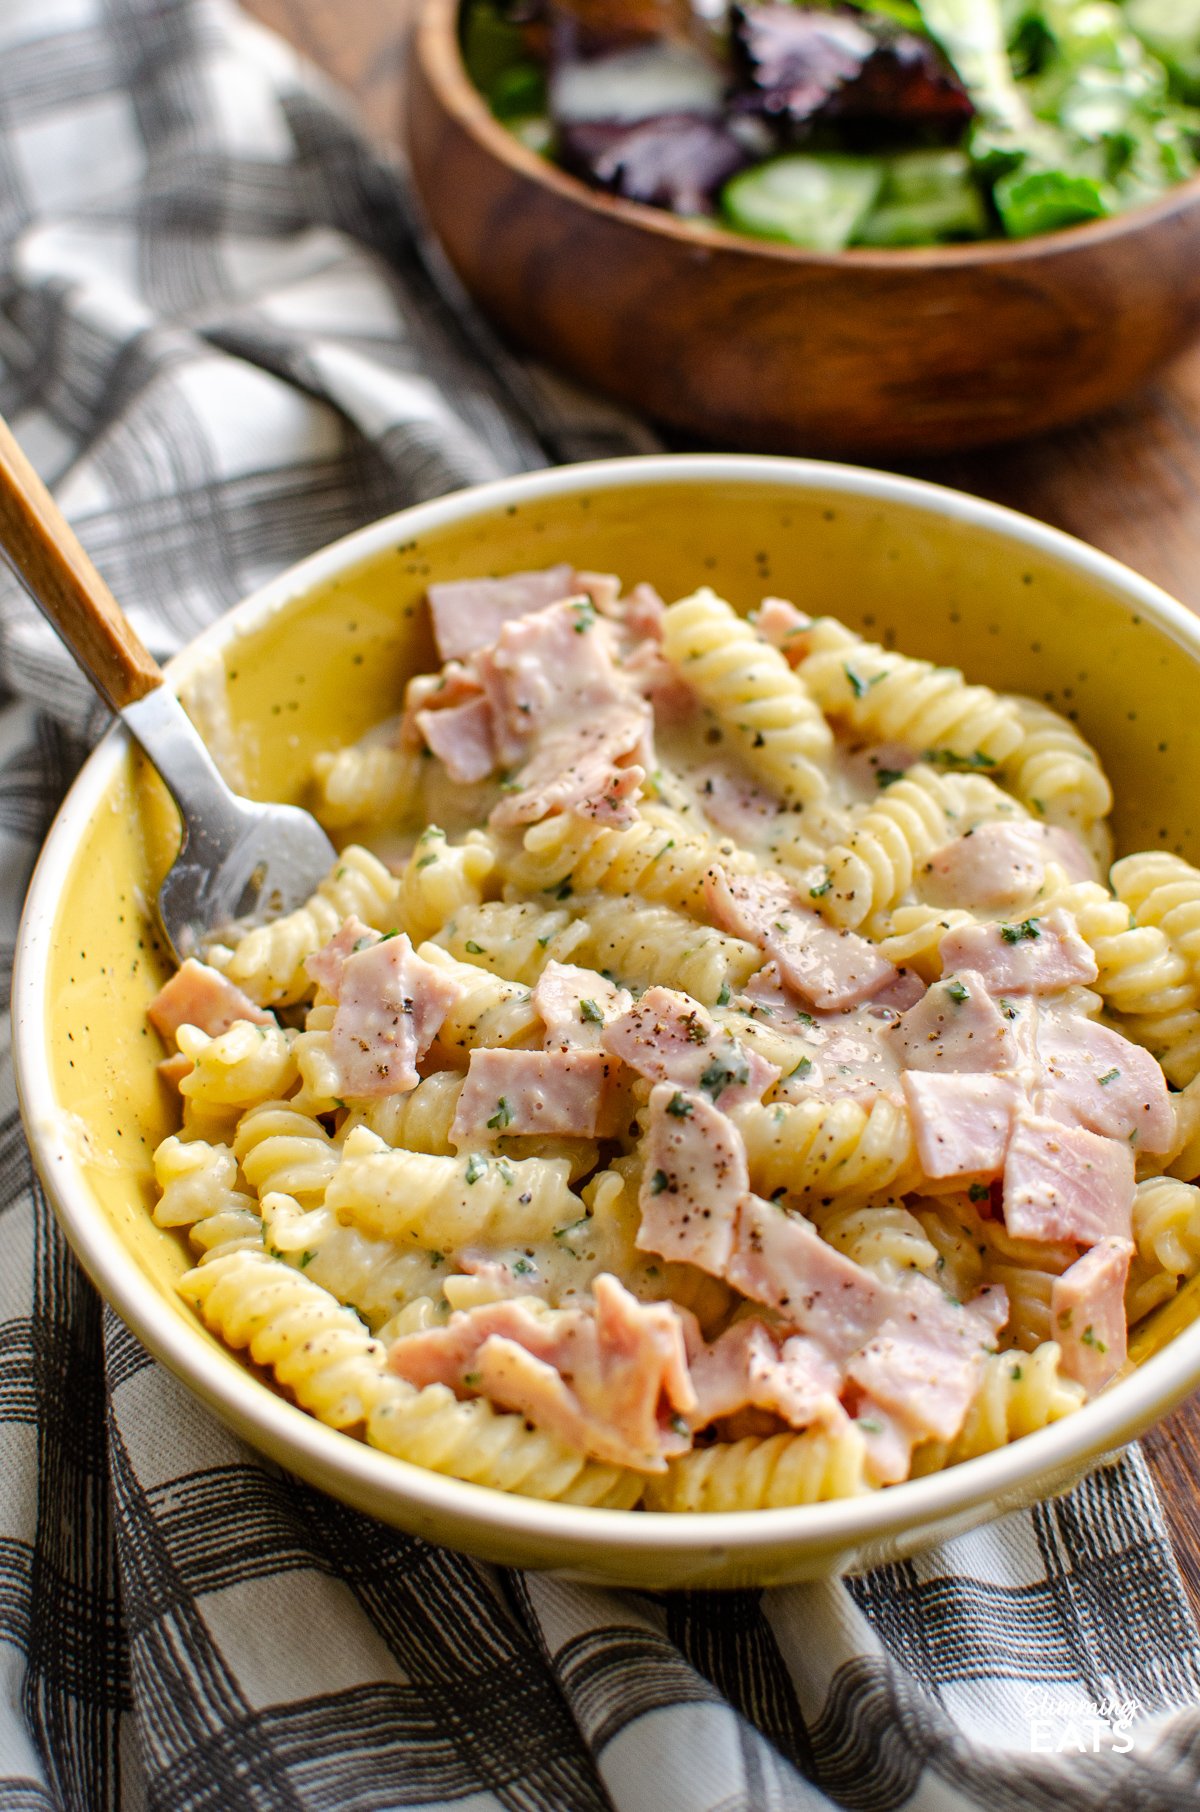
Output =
[
  {"x1": 858, "y1": 1417, "x2": 883, "y2": 1435},
  {"x1": 968, "y1": 1182, "x2": 990, "y2": 1203},
  {"x1": 716, "y1": 981, "x2": 732, "y2": 1007},
  {"x1": 843, "y1": 663, "x2": 883, "y2": 699},
  {"x1": 666, "y1": 1091, "x2": 694, "y2": 1118},
  {"x1": 462, "y1": 1371, "x2": 481, "y2": 1388},
  {"x1": 945, "y1": 979, "x2": 970, "y2": 1004},
  {"x1": 415, "y1": 852, "x2": 439, "y2": 869},
  {"x1": 464, "y1": 1153, "x2": 488, "y2": 1184},
  {"x1": 1098, "y1": 1068, "x2": 1120, "y2": 1086},
  {"x1": 299, "y1": 1250, "x2": 316, "y2": 1269},
  {"x1": 571, "y1": 597, "x2": 597, "y2": 633},
  {"x1": 789, "y1": 1056, "x2": 813, "y2": 1079},
  {"x1": 379, "y1": 929, "x2": 400, "y2": 941},
  {"x1": 670, "y1": 1414, "x2": 690, "y2": 1438},
  {"x1": 876, "y1": 768, "x2": 905, "y2": 789},
  {"x1": 649, "y1": 1169, "x2": 669, "y2": 1196},
  {"x1": 809, "y1": 877, "x2": 832, "y2": 899},
  {"x1": 487, "y1": 1097, "x2": 513, "y2": 1131},
  {"x1": 465, "y1": 940, "x2": 485, "y2": 955},
  {"x1": 699, "y1": 1049, "x2": 751, "y2": 1100},
  {"x1": 1010, "y1": 1364, "x2": 1024, "y2": 1382},
  {"x1": 579, "y1": 998, "x2": 604, "y2": 1025},
  {"x1": 496, "y1": 1158, "x2": 515, "y2": 1186},
  {"x1": 923, "y1": 748, "x2": 996, "y2": 770},
  {"x1": 1080, "y1": 1326, "x2": 1107, "y2": 1352},
  {"x1": 512, "y1": 1257, "x2": 534, "y2": 1276},
  {"x1": 1000, "y1": 918, "x2": 1041, "y2": 944}
]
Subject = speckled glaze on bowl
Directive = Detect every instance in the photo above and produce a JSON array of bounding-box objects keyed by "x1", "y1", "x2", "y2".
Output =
[{"x1": 14, "y1": 454, "x2": 1200, "y2": 1588}]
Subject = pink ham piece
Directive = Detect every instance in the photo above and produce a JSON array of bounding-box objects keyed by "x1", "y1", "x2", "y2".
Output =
[
  {"x1": 415, "y1": 695, "x2": 496, "y2": 785},
  {"x1": 400, "y1": 661, "x2": 483, "y2": 753},
  {"x1": 692, "y1": 761, "x2": 782, "y2": 838},
  {"x1": 845, "y1": 1278, "x2": 1008, "y2": 1445},
  {"x1": 725, "y1": 1194, "x2": 890, "y2": 1359},
  {"x1": 473, "y1": 596, "x2": 641, "y2": 766},
  {"x1": 603, "y1": 986, "x2": 779, "y2": 1107},
  {"x1": 852, "y1": 1400, "x2": 916, "y2": 1486},
  {"x1": 426, "y1": 564, "x2": 575, "y2": 662},
  {"x1": 1003, "y1": 1111, "x2": 1135, "y2": 1246},
  {"x1": 938, "y1": 910, "x2": 1097, "y2": 995},
  {"x1": 1036, "y1": 1011, "x2": 1173, "y2": 1154},
  {"x1": 705, "y1": 868, "x2": 896, "y2": 1010},
  {"x1": 533, "y1": 961, "x2": 633, "y2": 1053},
  {"x1": 1050, "y1": 1237, "x2": 1133, "y2": 1395},
  {"x1": 902, "y1": 1071, "x2": 1022, "y2": 1181},
  {"x1": 388, "y1": 1273, "x2": 696, "y2": 1471},
  {"x1": 889, "y1": 970, "x2": 1016, "y2": 1073},
  {"x1": 687, "y1": 1320, "x2": 845, "y2": 1433},
  {"x1": 305, "y1": 919, "x2": 460, "y2": 1097},
  {"x1": 488, "y1": 705, "x2": 649, "y2": 831},
  {"x1": 157, "y1": 1051, "x2": 193, "y2": 1092},
  {"x1": 752, "y1": 597, "x2": 811, "y2": 663},
  {"x1": 450, "y1": 1046, "x2": 617, "y2": 1142},
  {"x1": 148, "y1": 959, "x2": 274, "y2": 1041},
  {"x1": 922, "y1": 822, "x2": 1094, "y2": 909},
  {"x1": 637, "y1": 1083, "x2": 747, "y2": 1273}
]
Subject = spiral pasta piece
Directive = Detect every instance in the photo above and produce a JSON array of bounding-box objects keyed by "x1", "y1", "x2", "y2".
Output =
[
  {"x1": 233, "y1": 1102, "x2": 340, "y2": 1205},
  {"x1": 176, "y1": 1020, "x2": 297, "y2": 1109},
  {"x1": 914, "y1": 1344, "x2": 1085, "y2": 1472},
  {"x1": 433, "y1": 900, "x2": 590, "y2": 985},
  {"x1": 1111, "y1": 851, "x2": 1200, "y2": 988},
  {"x1": 1046, "y1": 878, "x2": 1196, "y2": 1019},
  {"x1": 816, "y1": 768, "x2": 1024, "y2": 929},
  {"x1": 660, "y1": 589, "x2": 831, "y2": 803},
  {"x1": 505, "y1": 807, "x2": 746, "y2": 916},
  {"x1": 734, "y1": 1097, "x2": 919, "y2": 1202},
  {"x1": 865, "y1": 902, "x2": 974, "y2": 980},
  {"x1": 570, "y1": 892, "x2": 760, "y2": 1007},
  {"x1": 311, "y1": 740, "x2": 421, "y2": 830},
  {"x1": 213, "y1": 845, "x2": 400, "y2": 1007},
  {"x1": 182, "y1": 1247, "x2": 395, "y2": 1427},
  {"x1": 260, "y1": 1191, "x2": 450, "y2": 1331},
  {"x1": 152, "y1": 1135, "x2": 262, "y2": 1261},
  {"x1": 395, "y1": 827, "x2": 497, "y2": 946},
  {"x1": 644, "y1": 1424, "x2": 871, "y2": 1511},
  {"x1": 356, "y1": 1069, "x2": 465, "y2": 1154},
  {"x1": 797, "y1": 617, "x2": 1024, "y2": 766},
  {"x1": 1126, "y1": 1175, "x2": 1200, "y2": 1324},
  {"x1": 1004, "y1": 699, "x2": 1112, "y2": 833},
  {"x1": 326, "y1": 1125, "x2": 580, "y2": 1247},
  {"x1": 417, "y1": 943, "x2": 543, "y2": 1052},
  {"x1": 807, "y1": 1199, "x2": 940, "y2": 1276}
]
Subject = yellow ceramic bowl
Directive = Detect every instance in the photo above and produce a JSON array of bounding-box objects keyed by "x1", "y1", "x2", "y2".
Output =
[{"x1": 14, "y1": 455, "x2": 1200, "y2": 1588}]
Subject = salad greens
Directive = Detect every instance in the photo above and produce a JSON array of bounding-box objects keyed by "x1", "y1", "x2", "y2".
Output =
[{"x1": 462, "y1": 0, "x2": 1200, "y2": 247}]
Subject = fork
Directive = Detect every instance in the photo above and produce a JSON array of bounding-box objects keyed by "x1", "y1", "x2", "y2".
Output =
[{"x1": 0, "y1": 412, "x2": 337, "y2": 963}]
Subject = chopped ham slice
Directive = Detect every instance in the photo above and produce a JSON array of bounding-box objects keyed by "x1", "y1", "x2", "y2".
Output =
[
  {"x1": 692, "y1": 761, "x2": 782, "y2": 838},
  {"x1": 845, "y1": 1278, "x2": 1008, "y2": 1445},
  {"x1": 157, "y1": 1050, "x2": 192, "y2": 1091},
  {"x1": 725, "y1": 1195, "x2": 889, "y2": 1359},
  {"x1": 687, "y1": 1320, "x2": 844, "y2": 1433},
  {"x1": 1036, "y1": 1010, "x2": 1173, "y2": 1154},
  {"x1": 473, "y1": 596, "x2": 639, "y2": 767},
  {"x1": 427, "y1": 565, "x2": 575, "y2": 662},
  {"x1": 148, "y1": 959, "x2": 274, "y2": 1041},
  {"x1": 1003, "y1": 1111, "x2": 1135, "y2": 1246},
  {"x1": 752, "y1": 597, "x2": 811, "y2": 663},
  {"x1": 889, "y1": 970, "x2": 1016, "y2": 1073},
  {"x1": 400, "y1": 662, "x2": 483, "y2": 753},
  {"x1": 306, "y1": 919, "x2": 460, "y2": 1097},
  {"x1": 488, "y1": 703, "x2": 649, "y2": 831},
  {"x1": 902, "y1": 1071, "x2": 1022, "y2": 1181},
  {"x1": 416, "y1": 695, "x2": 496, "y2": 785},
  {"x1": 852, "y1": 1399, "x2": 916, "y2": 1486},
  {"x1": 637, "y1": 1084, "x2": 747, "y2": 1273},
  {"x1": 706, "y1": 868, "x2": 896, "y2": 1010},
  {"x1": 388, "y1": 1273, "x2": 696, "y2": 1471},
  {"x1": 603, "y1": 986, "x2": 779, "y2": 1107},
  {"x1": 533, "y1": 961, "x2": 633, "y2": 1053},
  {"x1": 921, "y1": 822, "x2": 1051, "y2": 912},
  {"x1": 939, "y1": 910, "x2": 1097, "y2": 995},
  {"x1": 451, "y1": 1047, "x2": 616, "y2": 1142},
  {"x1": 1050, "y1": 1237, "x2": 1132, "y2": 1395}
]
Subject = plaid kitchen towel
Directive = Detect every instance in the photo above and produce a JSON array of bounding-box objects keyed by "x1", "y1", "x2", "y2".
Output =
[{"x1": 3, "y1": 0, "x2": 1200, "y2": 1806}]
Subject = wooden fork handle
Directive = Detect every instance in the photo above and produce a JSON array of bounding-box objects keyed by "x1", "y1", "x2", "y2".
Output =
[{"x1": 0, "y1": 412, "x2": 162, "y2": 711}]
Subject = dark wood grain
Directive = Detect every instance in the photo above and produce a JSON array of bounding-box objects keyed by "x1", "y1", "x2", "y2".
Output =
[{"x1": 245, "y1": 0, "x2": 1200, "y2": 1608}]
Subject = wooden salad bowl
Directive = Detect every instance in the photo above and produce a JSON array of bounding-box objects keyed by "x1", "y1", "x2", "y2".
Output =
[{"x1": 405, "y1": 0, "x2": 1200, "y2": 457}]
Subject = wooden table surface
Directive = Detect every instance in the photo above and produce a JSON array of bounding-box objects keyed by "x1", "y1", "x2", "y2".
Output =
[{"x1": 248, "y1": 0, "x2": 1200, "y2": 1607}]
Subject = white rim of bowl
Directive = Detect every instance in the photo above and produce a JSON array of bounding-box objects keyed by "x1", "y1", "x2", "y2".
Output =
[{"x1": 14, "y1": 452, "x2": 1200, "y2": 1564}]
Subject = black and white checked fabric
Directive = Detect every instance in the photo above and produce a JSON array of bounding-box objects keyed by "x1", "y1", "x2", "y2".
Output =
[{"x1": 4, "y1": 0, "x2": 1200, "y2": 1805}]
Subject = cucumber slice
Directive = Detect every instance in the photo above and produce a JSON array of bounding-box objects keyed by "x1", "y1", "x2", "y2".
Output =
[
  {"x1": 721, "y1": 154, "x2": 886, "y2": 250},
  {"x1": 855, "y1": 148, "x2": 989, "y2": 244}
]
